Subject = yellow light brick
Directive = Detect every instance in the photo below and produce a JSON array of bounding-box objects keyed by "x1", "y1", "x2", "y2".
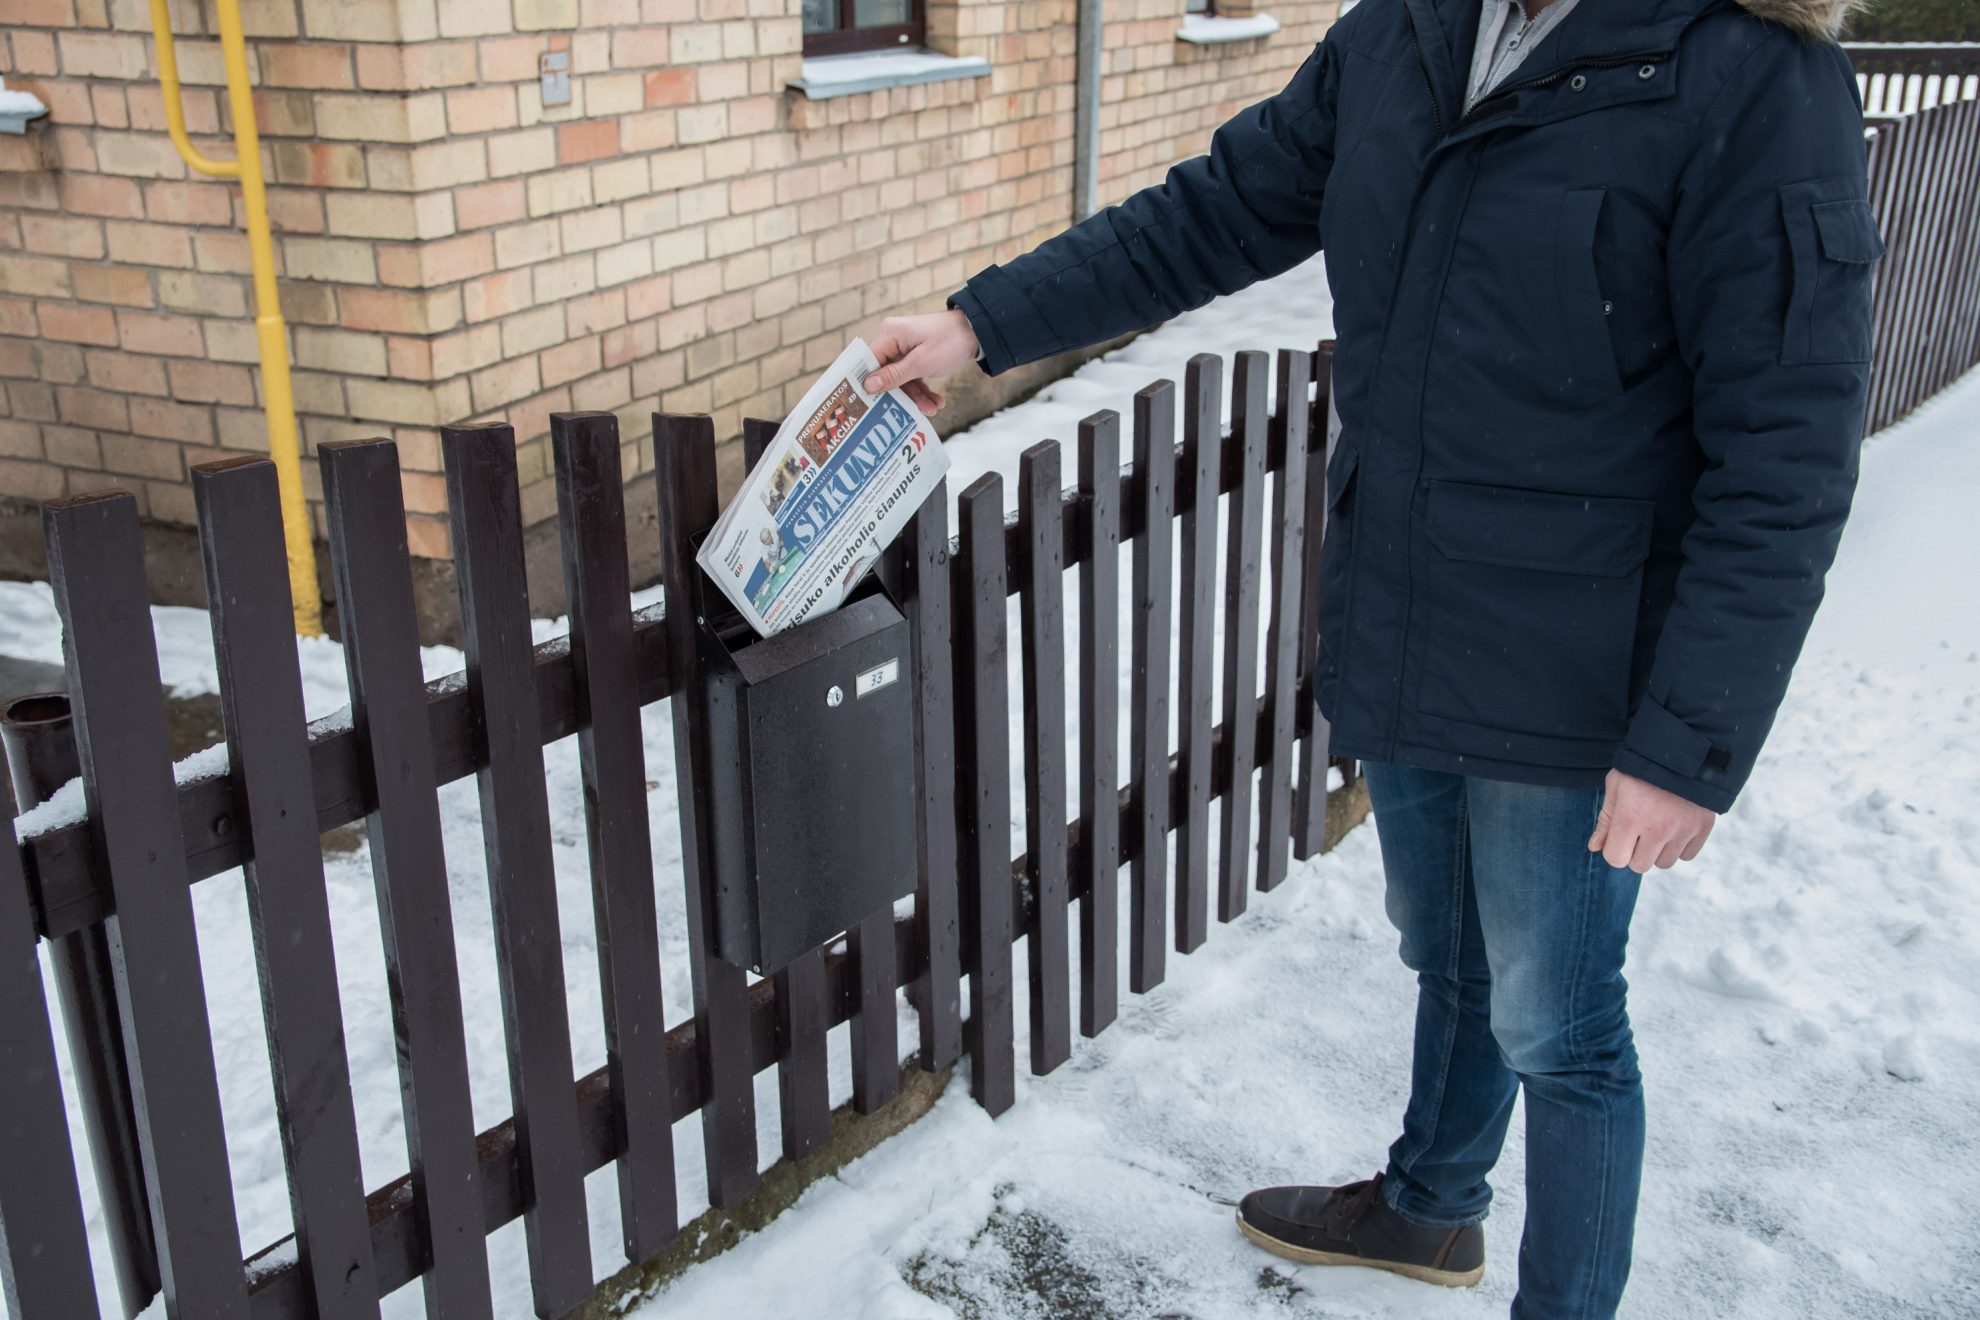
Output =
[
  {"x1": 595, "y1": 238, "x2": 654, "y2": 287},
  {"x1": 493, "y1": 218, "x2": 560, "y2": 269},
  {"x1": 525, "y1": 167, "x2": 595, "y2": 217},
  {"x1": 295, "y1": 326, "x2": 390, "y2": 376},
  {"x1": 532, "y1": 252, "x2": 596, "y2": 302},
  {"x1": 93, "y1": 131, "x2": 188, "y2": 179},
  {"x1": 586, "y1": 72, "x2": 645, "y2": 116},
  {"x1": 513, "y1": 0, "x2": 578, "y2": 29},
  {"x1": 326, "y1": 191, "x2": 424, "y2": 239},
  {"x1": 437, "y1": 0, "x2": 513, "y2": 36},
  {"x1": 592, "y1": 156, "x2": 651, "y2": 204},
  {"x1": 487, "y1": 127, "x2": 556, "y2": 178},
  {"x1": 500, "y1": 304, "x2": 565, "y2": 357},
  {"x1": 347, "y1": 375, "x2": 452, "y2": 425},
  {"x1": 283, "y1": 236, "x2": 379, "y2": 284},
  {"x1": 409, "y1": 138, "x2": 489, "y2": 190}
]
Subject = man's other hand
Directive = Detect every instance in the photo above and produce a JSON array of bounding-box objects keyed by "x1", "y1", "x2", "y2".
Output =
[
  {"x1": 1588, "y1": 768, "x2": 1717, "y2": 873},
  {"x1": 863, "y1": 310, "x2": 980, "y2": 415}
]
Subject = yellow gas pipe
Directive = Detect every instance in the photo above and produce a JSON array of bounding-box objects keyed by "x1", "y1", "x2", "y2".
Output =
[{"x1": 150, "y1": 0, "x2": 322, "y2": 636}]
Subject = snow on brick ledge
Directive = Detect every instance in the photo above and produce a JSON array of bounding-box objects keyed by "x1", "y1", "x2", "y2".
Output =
[
  {"x1": 1176, "y1": 12, "x2": 1282, "y2": 43},
  {"x1": 788, "y1": 49, "x2": 992, "y2": 100}
]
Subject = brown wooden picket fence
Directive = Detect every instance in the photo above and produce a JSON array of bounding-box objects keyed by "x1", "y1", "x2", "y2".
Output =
[
  {"x1": 0, "y1": 345, "x2": 1355, "y2": 1320},
  {"x1": 1863, "y1": 83, "x2": 1980, "y2": 433},
  {"x1": 1846, "y1": 42, "x2": 1980, "y2": 115}
]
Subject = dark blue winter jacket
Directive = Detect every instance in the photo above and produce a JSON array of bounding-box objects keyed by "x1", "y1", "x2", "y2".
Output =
[{"x1": 949, "y1": 0, "x2": 1880, "y2": 811}]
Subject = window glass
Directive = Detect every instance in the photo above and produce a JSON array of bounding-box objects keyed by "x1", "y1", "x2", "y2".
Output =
[{"x1": 803, "y1": 0, "x2": 840, "y2": 33}]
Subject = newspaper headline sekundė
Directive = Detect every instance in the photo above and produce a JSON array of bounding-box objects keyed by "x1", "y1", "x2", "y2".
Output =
[{"x1": 695, "y1": 339, "x2": 950, "y2": 637}]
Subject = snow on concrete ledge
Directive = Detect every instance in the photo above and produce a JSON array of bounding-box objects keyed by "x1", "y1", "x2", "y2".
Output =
[
  {"x1": 0, "y1": 76, "x2": 49, "y2": 135},
  {"x1": 1176, "y1": 12, "x2": 1281, "y2": 44},
  {"x1": 788, "y1": 49, "x2": 991, "y2": 100}
]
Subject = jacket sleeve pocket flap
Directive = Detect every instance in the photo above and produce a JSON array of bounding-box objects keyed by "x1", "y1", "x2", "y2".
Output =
[{"x1": 1811, "y1": 198, "x2": 1885, "y2": 265}]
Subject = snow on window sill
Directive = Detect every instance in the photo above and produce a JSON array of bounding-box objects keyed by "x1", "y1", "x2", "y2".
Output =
[
  {"x1": 0, "y1": 77, "x2": 49, "y2": 135},
  {"x1": 788, "y1": 49, "x2": 992, "y2": 100},
  {"x1": 1176, "y1": 12, "x2": 1282, "y2": 44}
]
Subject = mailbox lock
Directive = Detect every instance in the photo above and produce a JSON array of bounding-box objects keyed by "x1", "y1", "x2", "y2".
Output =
[{"x1": 826, "y1": 685, "x2": 844, "y2": 707}]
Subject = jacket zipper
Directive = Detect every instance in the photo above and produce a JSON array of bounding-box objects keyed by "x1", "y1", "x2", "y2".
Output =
[
  {"x1": 1385, "y1": 12, "x2": 1669, "y2": 761},
  {"x1": 1406, "y1": 23, "x2": 1445, "y2": 136}
]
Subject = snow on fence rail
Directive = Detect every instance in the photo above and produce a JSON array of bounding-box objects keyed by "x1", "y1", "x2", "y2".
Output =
[
  {"x1": 1861, "y1": 85, "x2": 1980, "y2": 433},
  {"x1": 0, "y1": 347, "x2": 1356, "y2": 1319},
  {"x1": 1848, "y1": 43, "x2": 1980, "y2": 114}
]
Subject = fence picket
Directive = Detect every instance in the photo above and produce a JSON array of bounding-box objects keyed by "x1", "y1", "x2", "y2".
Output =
[
  {"x1": 1077, "y1": 411, "x2": 1121, "y2": 1036},
  {"x1": 1175, "y1": 355, "x2": 1223, "y2": 953},
  {"x1": 1129, "y1": 383, "x2": 1177, "y2": 992},
  {"x1": 849, "y1": 906, "x2": 900, "y2": 1113},
  {"x1": 1257, "y1": 350, "x2": 1313, "y2": 893},
  {"x1": 0, "y1": 810, "x2": 98, "y2": 1320},
  {"x1": 741, "y1": 417, "x2": 836, "y2": 1154},
  {"x1": 43, "y1": 491, "x2": 251, "y2": 1320},
  {"x1": 908, "y1": 480, "x2": 964, "y2": 1072},
  {"x1": 550, "y1": 412, "x2": 680, "y2": 1261},
  {"x1": 1218, "y1": 352, "x2": 1269, "y2": 923},
  {"x1": 440, "y1": 425, "x2": 595, "y2": 1317},
  {"x1": 653, "y1": 412, "x2": 762, "y2": 1207},
  {"x1": 1019, "y1": 443, "x2": 1073, "y2": 1076},
  {"x1": 1294, "y1": 344, "x2": 1338, "y2": 861},
  {"x1": 321, "y1": 441, "x2": 495, "y2": 1319},
  {"x1": 956, "y1": 475, "x2": 1016, "y2": 1115},
  {"x1": 191, "y1": 457, "x2": 380, "y2": 1320},
  {"x1": 1924, "y1": 102, "x2": 1980, "y2": 397}
]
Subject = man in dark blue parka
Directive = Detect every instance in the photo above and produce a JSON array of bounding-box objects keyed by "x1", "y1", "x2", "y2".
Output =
[{"x1": 864, "y1": 0, "x2": 1879, "y2": 1310}]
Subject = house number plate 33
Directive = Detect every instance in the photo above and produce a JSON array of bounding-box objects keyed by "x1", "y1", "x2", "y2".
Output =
[{"x1": 855, "y1": 658, "x2": 900, "y2": 698}]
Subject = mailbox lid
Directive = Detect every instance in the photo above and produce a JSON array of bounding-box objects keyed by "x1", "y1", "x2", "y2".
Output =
[{"x1": 735, "y1": 598, "x2": 917, "y2": 972}]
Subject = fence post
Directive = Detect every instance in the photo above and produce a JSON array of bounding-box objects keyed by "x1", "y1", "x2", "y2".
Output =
[
  {"x1": 0, "y1": 714, "x2": 101, "y2": 1320},
  {"x1": 0, "y1": 694, "x2": 158, "y2": 1319}
]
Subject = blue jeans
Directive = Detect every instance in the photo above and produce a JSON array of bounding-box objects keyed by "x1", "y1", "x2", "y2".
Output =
[{"x1": 1362, "y1": 763, "x2": 1644, "y2": 1320}]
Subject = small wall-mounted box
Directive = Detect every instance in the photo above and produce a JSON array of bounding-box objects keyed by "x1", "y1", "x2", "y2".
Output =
[{"x1": 694, "y1": 580, "x2": 918, "y2": 974}]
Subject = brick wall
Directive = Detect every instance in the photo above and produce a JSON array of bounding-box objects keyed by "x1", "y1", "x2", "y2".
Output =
[{"x1": 0, "y1": 0, "x2": 1337, "y2": 617}]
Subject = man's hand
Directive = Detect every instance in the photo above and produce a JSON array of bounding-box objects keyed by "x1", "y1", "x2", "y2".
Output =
[
  {"x1": 1588, "y1": 768, "x2": 1717, "y2": 873},
  {"x1": 863, "y1": 309, "x2": 980, "y2": 415}
]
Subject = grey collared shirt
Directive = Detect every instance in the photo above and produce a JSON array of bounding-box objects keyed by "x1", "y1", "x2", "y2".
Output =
[{"x1": 1466, "y1": 0, "x2": 1583, "y2": 114}]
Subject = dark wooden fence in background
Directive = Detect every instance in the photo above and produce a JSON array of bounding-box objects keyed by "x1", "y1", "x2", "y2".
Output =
[
  {"x1": 0, "y1": 346, "x2": 1356, "y2": 1319},
  {"x1": 1848, "y1": 41, "x2": 1980, "y2": 115},
  {"x1": 1862, "y1": 76, "x2": 1980, "y2": 433}
]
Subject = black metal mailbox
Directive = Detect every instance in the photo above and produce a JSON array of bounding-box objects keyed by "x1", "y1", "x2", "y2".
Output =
[{"x1": 695, "y1": 582, "x2": 918, "y2": 974}]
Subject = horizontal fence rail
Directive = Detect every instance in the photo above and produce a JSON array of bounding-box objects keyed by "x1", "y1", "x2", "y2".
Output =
[{"x1": 2, "y1": 346, "x2": 1361, "y2": 1320}]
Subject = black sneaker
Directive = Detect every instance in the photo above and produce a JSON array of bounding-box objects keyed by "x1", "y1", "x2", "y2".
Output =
[{"x1": 1236, "y1": 1172, "x2": 1485, "y2": 1287}]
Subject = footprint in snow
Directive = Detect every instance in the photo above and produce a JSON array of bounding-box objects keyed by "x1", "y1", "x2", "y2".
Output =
[
  {"x1": 1697, "y1": 945, "x2": 1787, "y2": 1002},
  {"x1": 1883, "y1": 1033, "x2": 1928, "y2": 1082}
]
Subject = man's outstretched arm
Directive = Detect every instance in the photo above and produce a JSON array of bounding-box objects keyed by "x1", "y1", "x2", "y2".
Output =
[{"x1": 865, "y1": 38, "x2": 1344, "y2": 404}]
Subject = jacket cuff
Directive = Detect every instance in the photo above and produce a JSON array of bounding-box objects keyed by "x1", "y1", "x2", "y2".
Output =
[
  {"x1": 948, "y1": 262, "x2": 1059, "y2": 377},
  {"x1": 1614, "y1": 695, "x2": 1738, "y2": 813}
]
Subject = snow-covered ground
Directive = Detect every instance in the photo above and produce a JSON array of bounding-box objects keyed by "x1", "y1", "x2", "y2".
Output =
[
  {"x1": 627, "y1": 287, "x2": 1980, "y2": 1316},
  {"x1": 4, "y1": 254, "x2": 1976, "y2": 1318}
]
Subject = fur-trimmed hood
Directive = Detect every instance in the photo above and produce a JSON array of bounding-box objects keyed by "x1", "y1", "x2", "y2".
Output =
[{"x1": 1736, "y1": 0, "x2": 1865, "y2": 41}]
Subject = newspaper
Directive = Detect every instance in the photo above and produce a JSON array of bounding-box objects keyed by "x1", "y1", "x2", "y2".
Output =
[{"x1": 695, "y1": 338, "x2": 949, "y2": 637}]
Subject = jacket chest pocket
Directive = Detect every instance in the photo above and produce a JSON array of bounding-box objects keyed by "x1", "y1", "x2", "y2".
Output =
[
  {"x1": 1779, "y1": 180, "x2": 1885, "y2": 365},
  {"x1": 1417, "y1": 481, "x2": 1653, "y2": 743},
  {"x1": 1553, "y1": 188, "x2": 1624, "y2": 401}
]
